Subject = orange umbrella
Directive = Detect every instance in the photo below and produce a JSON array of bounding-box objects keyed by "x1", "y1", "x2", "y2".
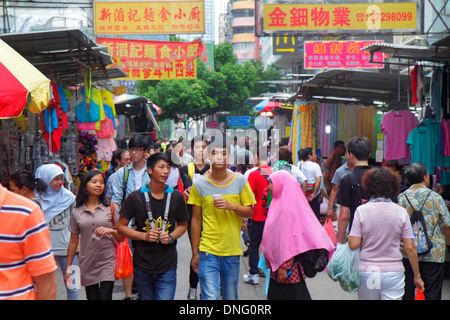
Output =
[{"x1": 0, "y1": 39, "x2": 50, "y2": 118}]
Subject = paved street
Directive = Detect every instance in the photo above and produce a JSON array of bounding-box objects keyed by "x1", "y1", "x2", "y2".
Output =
[{"x1": 55, "y1": 232, "x2": 450, "y2": 300}]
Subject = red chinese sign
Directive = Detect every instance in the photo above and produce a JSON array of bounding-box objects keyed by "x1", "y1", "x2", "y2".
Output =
[
  {"x1": 94, "y1": 1, "x2": 205, "y2": 34},
  {"x1": 304, "y1": 40, "x2": 384, "y2": 69},
  {"x1": 98, "y1": 38, "x2": 204, "y2": 80}
]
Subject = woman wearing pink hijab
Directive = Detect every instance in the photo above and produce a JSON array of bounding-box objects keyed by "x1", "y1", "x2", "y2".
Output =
[{"x1": 262, "y1": 170, "x2": 335, "y2": 300}]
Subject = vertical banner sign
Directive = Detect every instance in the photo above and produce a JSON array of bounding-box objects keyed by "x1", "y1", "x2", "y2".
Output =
[
  {"x1": 97, "y1": 38, "x2": 204, "y2": 80},
  {"x1": 263, "y1": 2, "x2": 417, "y2": 32},
  {"x1": 94, "y1": 1, "x2": 205, "y2": 34},
  {"x1": 200, "y1": 42, "x2": 214, "y2": 71},
  {"x1": 304, "y1": 40, "x2": 384, "y2": 69}
]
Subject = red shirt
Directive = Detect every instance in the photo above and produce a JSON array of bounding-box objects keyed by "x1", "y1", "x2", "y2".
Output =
[{"x1": 247, "y1": 166, "x2": 272, "y2": 222}]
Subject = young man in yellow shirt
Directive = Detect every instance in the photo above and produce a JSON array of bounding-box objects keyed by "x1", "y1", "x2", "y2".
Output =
[{"x1": 188, "y1": 137, "x2": 256, "y2": 300}]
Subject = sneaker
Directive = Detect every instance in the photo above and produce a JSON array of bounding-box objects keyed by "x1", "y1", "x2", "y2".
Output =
[
  {"x1": 187, "y1": 287, "x2": 197, "y2": 300},
  {"x1": 243, "y1": 272, "x2": 259, "y2": 285}
]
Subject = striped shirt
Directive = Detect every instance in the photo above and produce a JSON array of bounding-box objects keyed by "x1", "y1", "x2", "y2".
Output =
[{"x1": 0, "y1": 184, "x2": 57, "y2": 300}]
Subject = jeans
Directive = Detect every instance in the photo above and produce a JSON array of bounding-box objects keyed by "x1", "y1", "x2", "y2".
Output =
[
  {"x1": 133, "y1": 269, "x2": 177, "y2": 300},
  {"x1": 198, "y1": 251, "x2": 240, "y2": 300},
  {"x1": 55, "y1": 255, "x2": 78, "y2": 300}
]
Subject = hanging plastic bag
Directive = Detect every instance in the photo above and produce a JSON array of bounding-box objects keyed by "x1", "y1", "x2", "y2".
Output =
[
  {"x1": 415, "y1": 288, "x2": 425, "y2": 300},
  {"x1": 339, "y1": 244, "x2": 360, "y2": 293},
  {"x1": 324, "y1": 217, "x2": 337, "y2": 246},
  {"x1": 110, "y1": 204, "x2": 133, "y2": 279},
  {"x1": 257, "y1": 251, "x2": 270, "y2": 296},
  {"x1": 326, "y1": 242, "x2": 360, "y2": 293},
  {"x1": 115, "y1": 238, "x2": 133, "y2": 279}
]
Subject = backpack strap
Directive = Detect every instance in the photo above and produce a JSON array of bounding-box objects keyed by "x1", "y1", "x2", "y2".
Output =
[
  {"x1": 121, "y1": 165, "x2": 130, "y2": 205},
  {"x1": 188, "y1": 161, "x2": 195, "y2": 181},
  {"x1": 257, "y1": 167, "x2": 271, "y2": 183}
]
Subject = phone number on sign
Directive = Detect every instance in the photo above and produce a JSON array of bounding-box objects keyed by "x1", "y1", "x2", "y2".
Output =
[{"x1": 364, "y1": 11, "x2": 414, "y2": 22}]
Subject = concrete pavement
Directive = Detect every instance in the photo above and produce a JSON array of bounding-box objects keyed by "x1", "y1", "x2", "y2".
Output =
[{"x1": 55, "y1": 232, "x2": 450, "y2": 300}]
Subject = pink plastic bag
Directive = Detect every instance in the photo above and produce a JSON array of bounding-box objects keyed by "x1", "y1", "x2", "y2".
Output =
[
  {"x1": 324, "y1": 217, "x2": 337, "y2": 246},
  {"x1": 323, "y1": 217, "x2": 337, "y2": 270}
]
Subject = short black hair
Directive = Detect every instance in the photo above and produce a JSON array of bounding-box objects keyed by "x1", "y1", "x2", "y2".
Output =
[
  {"x1": 111, "y1": 149, "x2": 127, "y2": 167},
  {"x1": 346, "y1": 136, "x2": 371, "y2": 161},
  {"x1": 334, "y1": 140, "x2": 345, "y2": 148},
  {"x1": 128, "y1": 135, "x2": 150, "y2": 150},
  {"x1": 405, "y1": 162, "x2": 428, "y2": 185},
  {"x1": 10, "y1": 170, "x2": 47, "y2": 194},
  {"x1": 300, "y1": 147, "x2": 313, "y2": 161},
  {"x1": 279, "y1": 146, "x2": 291, "y2": 162},
  {"x1": 147, "y1": 152, "x2": 170, "y2": 170},
  {"x1": 191, "y1": 135, "x2": 207, "y2": 150}
]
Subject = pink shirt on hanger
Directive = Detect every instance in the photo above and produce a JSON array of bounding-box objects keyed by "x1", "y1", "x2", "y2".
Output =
[{"x1": 380, "y1": 110, "x2": 419, "y2": 160}]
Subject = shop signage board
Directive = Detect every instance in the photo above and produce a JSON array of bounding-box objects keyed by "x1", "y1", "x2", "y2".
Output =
[
  {"x1": 97, "y1": 37, "x2": 204, "y2": 80},
  {"x1": 201, "y1": 42, "x2": 214, "y2": 71},
  {"x1": 227, "y1": 116, "x2": 251, "y2": 127},
  {"x1": 272, "y1": 33, "x2": 302, "y2": 56},
  {"x1": 304, "y1": 40, "x2": 384, "y2": 69},
  {"x1": 263, "y1": 2, "x2": 416, "y2": 32},
  {"x1": 94, "y1": 1, "x2": 205, "y2": 34}
]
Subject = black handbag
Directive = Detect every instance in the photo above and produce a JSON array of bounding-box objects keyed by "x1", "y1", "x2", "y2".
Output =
[{"x1": 295, "y1": 248, "x2": 329, "y2": 278}]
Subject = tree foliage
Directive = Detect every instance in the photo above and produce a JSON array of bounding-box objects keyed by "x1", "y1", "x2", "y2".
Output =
[{"x1": 135, "y1": 41, "x2": 283, "y2": 121}]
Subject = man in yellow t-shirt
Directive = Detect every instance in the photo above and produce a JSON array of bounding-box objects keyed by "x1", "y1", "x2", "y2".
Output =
[{"x1": 188, "y1": 137, "x2": 256, "y2": 300}]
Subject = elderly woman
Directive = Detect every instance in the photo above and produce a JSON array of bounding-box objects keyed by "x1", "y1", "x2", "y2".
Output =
[
  {"x1": 397, "y1": 162, "x2": 450, "y2": 300},
  {"x1": 348, "y1": 167, "x2": 424, "y2": 300}
]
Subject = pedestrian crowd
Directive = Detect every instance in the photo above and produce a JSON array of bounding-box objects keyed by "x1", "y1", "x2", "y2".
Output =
[{"x1": 1, "y1": 133, "x2": 450, "y2": 301}]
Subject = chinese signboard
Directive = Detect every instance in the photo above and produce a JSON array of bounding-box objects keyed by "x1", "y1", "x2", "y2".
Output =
[
  {"x1": 201, "y1": 42, "x2": 214, "y2": 71},
  {"x1": 304, "y1": 40, "x2": 384, "y2": 69},
  {"x1": 97, "y1": 37, "x2": 204, "y2": 80},
  {"x1": 94, "y1": 1, "x2": 205, "y2": 34},
  {"x1": 263, "y1": 2, "x2": 416, "y2": 32}
]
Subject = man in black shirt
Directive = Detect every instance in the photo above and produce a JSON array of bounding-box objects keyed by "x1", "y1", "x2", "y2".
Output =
[
  {"x1": 117, "y1": 152, "x2": 188, "y2": 300},
  {"x1": 336, "y1": 136, "x2": 372, "y2": 244}
]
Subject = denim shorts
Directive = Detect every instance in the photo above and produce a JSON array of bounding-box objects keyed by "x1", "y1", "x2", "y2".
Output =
[{"x1": 197, "y1": 251, "x2": 240, "y2": 300}]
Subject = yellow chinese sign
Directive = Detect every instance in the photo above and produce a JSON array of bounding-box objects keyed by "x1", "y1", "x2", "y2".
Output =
[
  {"x1": 98, "y1": 37, "x2": 204, "y2": 80},
  {"x1": 263, "y1": 2, "x2": 416, "y2": 32},
  {"x1": 94, "y1": 1, "x2": 205, "y2": 34}
]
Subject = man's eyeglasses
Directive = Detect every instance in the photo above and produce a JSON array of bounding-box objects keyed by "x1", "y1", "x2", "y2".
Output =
[{"x1": 129, "y1": 147, "x2": 145, "y2": 153}]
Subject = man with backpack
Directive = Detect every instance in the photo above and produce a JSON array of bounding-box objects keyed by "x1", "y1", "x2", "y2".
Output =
[
  {"x1": 110, "y1": 135, "x2": 151, "y2": 300},
  {"x1": 336, "y1": 136, "x2": 372, "y2": 244},
  {"x1": 179, "y1": 135, "x2": 210, "y2": 300}
]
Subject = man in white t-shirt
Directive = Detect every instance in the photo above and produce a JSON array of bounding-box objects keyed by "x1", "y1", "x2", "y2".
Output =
[{"x1": 298, "y1": 147, "x2": 323, "y2": 220}]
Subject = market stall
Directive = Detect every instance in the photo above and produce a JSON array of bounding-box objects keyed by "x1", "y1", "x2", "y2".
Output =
[
  {"x1": 0, "y1": 29, "x2": 127, "y2": 190},
  {"x1": 288, "y1": 35, "x2": 450, "y2": 189}
]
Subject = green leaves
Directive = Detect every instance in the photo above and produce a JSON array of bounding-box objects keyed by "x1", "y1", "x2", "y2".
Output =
[{"x1": 136, "y1": 42, "x2": 283, "y2": 121}]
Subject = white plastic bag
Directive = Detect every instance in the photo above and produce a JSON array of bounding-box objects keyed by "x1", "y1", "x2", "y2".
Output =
[{"x1": 326, "y1": 242, "x2": 360, "y2": 293}]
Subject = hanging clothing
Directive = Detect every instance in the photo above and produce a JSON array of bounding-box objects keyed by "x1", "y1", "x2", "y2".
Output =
[
  {"x1": 359, "y1": 106, "x2": 375, "y2": 149},
  {"x1": 407, "y1": 122, "x2": 439, "y2": 174},
  {"x1": 380, "y1": 110, "x2": 418, "y2": 160},
  {"x1": 319, "y1": 103, "x2": 331, "y2": 157}
]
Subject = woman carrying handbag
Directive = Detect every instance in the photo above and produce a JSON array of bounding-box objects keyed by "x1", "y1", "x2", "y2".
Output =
[{"x1": 65, "y1": 170, "x2": 123, "y2": 300}]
